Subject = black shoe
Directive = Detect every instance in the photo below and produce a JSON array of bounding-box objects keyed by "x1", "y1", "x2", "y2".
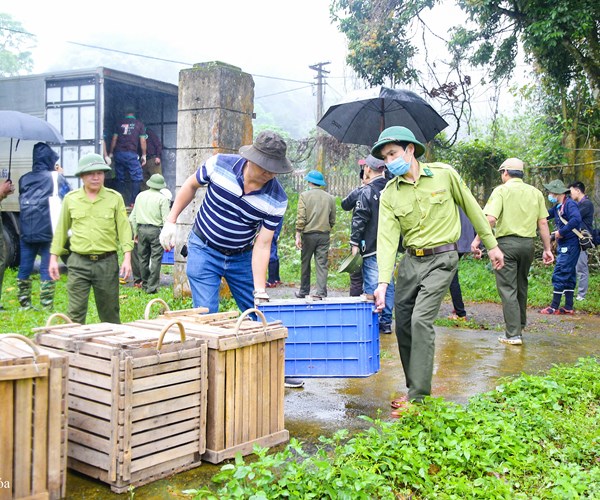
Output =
[
  {"x1": 284, "y1": 377, "x2": 304, "y2": 388},
  {"x1": 295, "y1": 292, "x2": 307, "y2": 298},
  {"x1": 379, "y1": 323, "x2": 392, "y2": 334}
]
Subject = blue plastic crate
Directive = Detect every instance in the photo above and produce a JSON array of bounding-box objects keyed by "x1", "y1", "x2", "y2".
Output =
[
  {"x1": 161, "y1": 248, "x2": 174, "y2": 265},
  {"x1": 258, "y1": 298, "x2": 379, "y2": 377}
]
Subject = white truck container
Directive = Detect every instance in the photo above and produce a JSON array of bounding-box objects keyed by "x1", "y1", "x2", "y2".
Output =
[{"x1": 0, "y1": 67, "x2": 178, "y2": 266}]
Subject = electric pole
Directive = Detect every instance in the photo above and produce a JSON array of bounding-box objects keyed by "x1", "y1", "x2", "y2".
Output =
[{"x1": 309, "y1": 62, "x2": 330, "y2": 172}]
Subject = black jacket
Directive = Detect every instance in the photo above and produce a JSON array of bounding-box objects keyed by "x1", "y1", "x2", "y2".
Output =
[
  {"x1": 19, "y1": 142, "x2": 70, "y2": 243},
  {"x1": 350, "y1": 175, "x2": 388, "y2": 257},
  {"x1": 577, "y1": 197, "x2": 594, "y2": 233}
]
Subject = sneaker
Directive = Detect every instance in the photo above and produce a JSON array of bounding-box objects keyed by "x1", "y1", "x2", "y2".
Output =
[
  {"x1": 498, "y1": 336, "x2": 523, "y2": 345},
  {"x1": 576, "y1": 295, "x2": 585, "y2": 302},
  {"x1": 539, "y1": 306, "x2": 558, "y2": 315},
  {"x1": 558, "y1": 307, "x2": 574, "y2": 315},
  {"x1": 284, "y1": 377, "x2": 304, "y2": 388},
  {"x1": 379, "y1": 323, "x2": 392, "y2": 334}
]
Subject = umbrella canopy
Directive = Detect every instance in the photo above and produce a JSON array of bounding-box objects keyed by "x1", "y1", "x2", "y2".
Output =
[
  {"x1": 317, "y1": 87, "x2": 448, "y2": 147},
  {"x1": 0, "y1": 110, "x2": 65, "y2": 178}
]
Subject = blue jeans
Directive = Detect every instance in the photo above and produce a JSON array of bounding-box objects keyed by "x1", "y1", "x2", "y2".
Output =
[
  {"x1": 363, "y1": 255, "x2": 394, "y2": 325},
  {"x1": 552, "y1": 239, "x2": 580, "y2": 291},
  {"x1": 18, "y1": 240, "x2": 51, "y2": 281},
  {"x1": 186, "y1": 231, "x2": 254, "y2": 313}
]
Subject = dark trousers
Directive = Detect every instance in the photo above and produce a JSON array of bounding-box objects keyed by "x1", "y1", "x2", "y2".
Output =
[
  {"x1": 138, "y1": 224, "x2": 163, "y2": 293},
  {"x1": 66, "y1": 252, "x2": 120, "y2": 324},
  {"x1": 299, "y1": 232, "x2": 330, "y2": 297},
  {"x1": 448, "y1": 253, "x2": 466, "y2": 317},
  {"x1": 494, "y1": 236, "x2": 534, "y2": 338},
  {"x1": 349, "y1": 269, "x2": 363, "y2": 296}
]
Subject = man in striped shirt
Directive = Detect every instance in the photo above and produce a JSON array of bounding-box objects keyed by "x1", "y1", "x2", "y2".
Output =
[{"x1": 160, "y1": 131, "x2": 292, "y2": 313}]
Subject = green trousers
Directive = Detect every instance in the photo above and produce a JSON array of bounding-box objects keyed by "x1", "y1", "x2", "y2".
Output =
[
  {"x1": 299, "y1": 232, "x2": 330, "y2": 297},
  {"x1": 394, "y1": 251, "x2": 458, "y2": 402},
  {"x1": 494, "y1": 236, "x2": 534, "y2": 339},
  {"x1": 66, "y1": 252, "x2": 120, "y2": 324},
  {"x1": 137, "y1": 224, "x2": 163, "y2": 294}
]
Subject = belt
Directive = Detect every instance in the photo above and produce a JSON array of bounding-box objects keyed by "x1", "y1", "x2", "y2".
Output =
[
  {"x1": 138, "y1": 223, "x2": 161, "y2": 228},
  {"x1": 406, "y1": 243, "x2": 457, "y2": 257},
  {"x1": 193, "y1": 227, "x2": 253, "y2": 256},
  {"x1": 74, "y1": 251, "x2": 117, "y2": 262}
]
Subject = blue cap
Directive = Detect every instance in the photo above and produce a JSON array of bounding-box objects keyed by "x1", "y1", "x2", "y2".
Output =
[{"x1": 305, "y1": 170, "x2": 326, "y2": 186}]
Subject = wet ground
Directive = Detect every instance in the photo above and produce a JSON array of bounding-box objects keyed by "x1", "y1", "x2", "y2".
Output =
[{"x1": 64, "y1": 285, "x2": 600, "y2": 498}]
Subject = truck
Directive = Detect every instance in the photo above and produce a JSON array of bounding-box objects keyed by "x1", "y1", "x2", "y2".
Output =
[{"x1": 0, "y1": 67, "x2": 179, "y2": 266}]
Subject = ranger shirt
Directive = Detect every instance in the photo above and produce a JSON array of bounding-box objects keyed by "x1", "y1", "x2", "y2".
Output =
[
  {"x1": 50, "y1": 187, "x2": 134, "y2": 255},
  {"x1": 377, "y1": 162, "x2": 497, "y2": 283},
  {"x1": 484, "y1": 178, "x2": 548, "y2": 238}
]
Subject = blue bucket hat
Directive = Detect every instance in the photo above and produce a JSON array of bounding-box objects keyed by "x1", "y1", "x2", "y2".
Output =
[
  {"x1": 305, "y1": 170, "x2": 326, "y2": 186},
  {"x1": 371, "y1": 126, "x2": 426, "y2": 159}
]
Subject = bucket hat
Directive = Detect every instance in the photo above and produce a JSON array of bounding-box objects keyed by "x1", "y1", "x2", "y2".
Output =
[
  {"x1": 146, "y1": 173, "x2": 167, "y2": 190},
  {"x1": 305, "y1": 170, "x2": 326, "y2": 186},
  {"x1": 543, "y1": 179, "x2": 570, "y2": 194},
  {"x1": 75, "y1": 153, "x2": 112, "y2": 177},
  {"x1": 498, "y1": 158, "x2": 524, "y2": 171},
  {"x1": 338, "y1": 252, "x2": 363, "y2": 274},
  {"x1": 371, "y1": 126, "x2": 426, "y2": 159},
  {"x1": 239, "y1": 131, "x2": 293, "y2": 174}
]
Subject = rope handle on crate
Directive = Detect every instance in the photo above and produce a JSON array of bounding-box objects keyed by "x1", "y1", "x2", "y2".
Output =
[
  {"x1": 156, "y1": 320, "x2": 186, "y2": 350},
  {"x1": 234, "y1": 308, "x2": 268, "y2": 337},
  {"x1": 0, "y1": 334, "x2": 41, "y2": 357},
  {"x1": 45, "y1": 313, "x2": 73, "y2": 327},
  {"x1": 144, "y1": 298, "x2": 171, "y2": 320}
]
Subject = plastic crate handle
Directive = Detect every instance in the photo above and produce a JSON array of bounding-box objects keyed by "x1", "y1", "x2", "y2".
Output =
[
  {"x1": 156, "y1": 320, "x2": 186, "y2": 350},
  {"x1": 235, "y1": 308, "x2": 268, "y2": 337},
  {"x1": 0, "y1": 333, "x2": 41, "y2": 356},
  {"x1": 45, "y1": 313, "x2": 73, "y2": 327},
  {"x1": 144, "y1": 298, "x2": 171, "y2": 320}
]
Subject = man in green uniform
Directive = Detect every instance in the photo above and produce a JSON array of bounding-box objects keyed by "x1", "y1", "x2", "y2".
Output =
[
  {"x1": 129, "y1": 174, "x2": 170, "y2": 294},
  {"x1": 371, "y1": 126, "x2": 504, "y2": 409},
  {"x1": 49, "y1": 154, "x2": 133, "y2": 324},
  {"x1": 472, "y1": 158, "x2": 554, "y2": 346}
]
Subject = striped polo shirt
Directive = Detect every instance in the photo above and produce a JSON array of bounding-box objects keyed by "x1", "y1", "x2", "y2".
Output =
[{"x1": 194, "y1": 154, "x2": 288, "y2": 251}]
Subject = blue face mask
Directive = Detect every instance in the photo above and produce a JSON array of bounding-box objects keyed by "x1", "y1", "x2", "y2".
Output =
[
  {"x1": 548, "y1": 194, "x2": 558, "y2": 204},
  {"x1": 386, "y1": 154, "x2": 411, "y2": 177}
]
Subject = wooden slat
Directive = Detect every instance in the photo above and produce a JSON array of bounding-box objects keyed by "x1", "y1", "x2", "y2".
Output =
[
  {"x1": 108, "y1": 356, "x2": 119, "y2": 482},
  {"x1": 131, "y1": 356, "x2": 201, "y2": 378},
  {"x1": 276, "y1": 339, "x2": 285, "y2": 431},
  {"x1": 121, "y1": 356, "x2": 133, "y2": 482},
  {"x1": 130, "y1": 367, "x2": 201, "y2": 393},
  {"x1": 68, "y1": 442, "x2": 110, "y2": 471},
  {"x1": 14, "y1": 377, "x2": 34, "y2": 497},
  {"x1": 131, "y1": 418, "x2": 200, "y2": 447},
  {"x1": 69, "y1": 366, "x2": 112, "y2": 389},
  {"x1": 68, "y1": 409, "x2": 111, "y2": 437},
  {"x1": 68, "y1": 395, "x2": 110, "y2": 419},
  {"x1": 270, "y1": 340, "x2": 280, "y2": 433},
  {"x1": 0, "y1": 376, "x2": 14, "y2": 498},
  {"x1": 69, "y1": 380, "x2": 112, "y2": 405},
  {"x1": 32, "y1": 375, "x2": 49, "y2": 495},
  {"x1": 205, "y1": 349, "x2": 223, "y2": 451},
  {"x1": 68, "y1": 427, "x2": 110, "y2": 454},
  {"x1": 131, "y1": 393, "x2": 201, "y2": 422},
  {"x1": 131, "y1": 429, "x2": 200, "y2": 459},
  {"x1": 248, "y1": 344, "x2": 258, "y2": 442},
  {"x1": 0, "y1": 363, "x2": 48, "y2": 381},
  {"x1": 130, "y1": 442, "x2": 199, "y2": 474},
  {"x1": 203, "y1": 430, "x2": 290, "y2": 464},
  {"x1": 130, "y1": 407, "x2": 198, "y2": 434},
  {"x1": 132, "y1": 380, "x2": 201, "y2": 407},
  {"x1": 225, "y1": 350, "x2": 236, "y2": 449}
]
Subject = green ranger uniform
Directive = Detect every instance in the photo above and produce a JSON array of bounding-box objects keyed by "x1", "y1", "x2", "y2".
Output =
[
  {"x1": 378, "y1": 162, "x2": 498, "y2": 402},
  {"x1": 484, "y1": 177, "x2": 548, "y2": 339},
  {"x1": 51, "y1": 186, "x2": 133, "y2": 324},
  {"x1": 129, "y1": 181, "x2": 170, "y2": 294}
]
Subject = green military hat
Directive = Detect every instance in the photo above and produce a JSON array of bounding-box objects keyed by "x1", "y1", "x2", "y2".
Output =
[
  {"x1": 75, "y1": 153, "x2": 112, "y2": 177},
  {"x1": 371, "y1": 126, "x2": 426, "y2": 160},
  {"x1": 338, "y1": 252, "x2": 363, "y2": 274},
  {"x1": 146, "y1": 174, "x2": 167, "y2": 190},
  {"x1": 543, "y1": 179, "x2": 570, "y2": 194}
]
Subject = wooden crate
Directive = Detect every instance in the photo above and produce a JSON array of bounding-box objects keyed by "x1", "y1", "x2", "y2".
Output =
[
  {"x1": 34, "y1": 317, "x2": 208, "y2": 494},
  {"x1": 0, "y1": 334, "x2": 68, "y2": 500},
  {"x1": 133, "y1": 303, "x2": 289, "y2": 464}
]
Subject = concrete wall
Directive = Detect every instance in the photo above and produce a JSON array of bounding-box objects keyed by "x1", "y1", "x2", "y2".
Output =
[{"x1": 172, "y1": 62, "x2": 254, "y2": 298}]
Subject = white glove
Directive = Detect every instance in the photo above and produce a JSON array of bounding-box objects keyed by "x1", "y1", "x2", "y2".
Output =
[
  {"x1": 159, "y1": 221, "x2": 177, "y2": 250},
  {"x1": 253, "y1": 289, "x2": 270, "y2": 306},
  {"x1": 104, "y1": 155, "x2": 112, "y2": 166}
]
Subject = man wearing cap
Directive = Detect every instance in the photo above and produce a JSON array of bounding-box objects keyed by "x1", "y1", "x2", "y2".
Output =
[
  {"x1": 109, "y1": 106, "x2": 147, "y2": 205},
  {"x1": 568, "y1": 181, "x2": 594, "y2": 301},
  {"x1": 540, "y1": 179, "x2": 582, "y2": 315},
  {"x1": 349, "y1": 155, "x2": 395, "y2": 333},
  {"x1": 370, "y1": 126, "x2": 504, "y2": 409},
  {"x1": 295, "y1": 170, "x2": 336, "y2": 299},
  {"x1": 159, "y1": 130, "x2": 291, "y2": 313},
  {"x1": 472, "y1": 158, "x2": 554, "y2": 346},
  {"x1": 49, "y1": 153, "x2": 133, "y2": 324},
  {"x1": 129, "y1": 174, "x2": 171, "y2": 294}
]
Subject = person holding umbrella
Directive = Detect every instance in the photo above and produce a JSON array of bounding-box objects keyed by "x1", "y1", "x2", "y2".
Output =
[
  {"x1": 0, "y1": 179, "x2": 15, "y2": 311},
  {"x1": 371, "y1": 126, "x2": 504, "y2": 414}
]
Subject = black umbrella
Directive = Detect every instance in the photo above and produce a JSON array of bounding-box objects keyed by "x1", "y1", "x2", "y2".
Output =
[
  {"x1": 0, "y1": 110, "x2": 66, "y2": 179},
  {"x1": 317, "y1": 86, "x2": 448, "y2": 147}
]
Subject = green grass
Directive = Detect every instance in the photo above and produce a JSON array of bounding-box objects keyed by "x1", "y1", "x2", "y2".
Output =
[{"x1": 186, "y1": 358, "x2": 600, "y2": 499}]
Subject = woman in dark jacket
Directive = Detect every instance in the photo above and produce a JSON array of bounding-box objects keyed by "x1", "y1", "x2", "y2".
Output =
[{"x1": 18, "y1": 142, "x2": 70, "y2": 310}]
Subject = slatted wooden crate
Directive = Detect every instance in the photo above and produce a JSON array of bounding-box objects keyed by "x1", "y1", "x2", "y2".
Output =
[
  {"x1": 134, "y1": 301, "x2": 289, "y2": 464},
  {"x1": 34, "y1": 315, "x2": 208, "y2": 493},
  {"x1": 0, "y1": 334, "x2": 68, "y2": 500}
]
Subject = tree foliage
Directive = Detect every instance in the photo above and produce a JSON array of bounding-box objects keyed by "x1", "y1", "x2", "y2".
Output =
[{"x1": 0, "y1": 14, "x2": 34, "y2": 77}]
